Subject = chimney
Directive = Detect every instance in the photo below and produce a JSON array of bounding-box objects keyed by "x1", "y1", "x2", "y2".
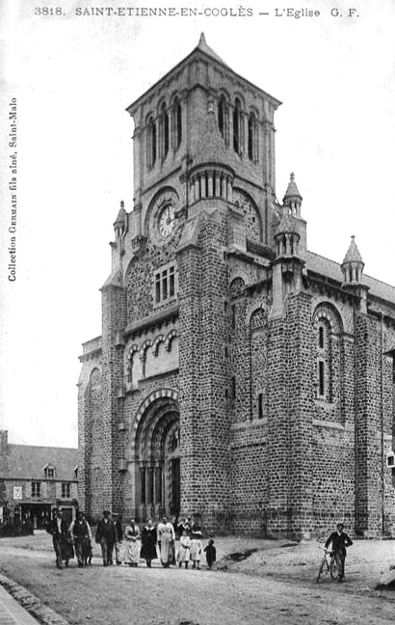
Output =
[{"x1": 0, "y1": 430, "x2": 9, "y2": 454}]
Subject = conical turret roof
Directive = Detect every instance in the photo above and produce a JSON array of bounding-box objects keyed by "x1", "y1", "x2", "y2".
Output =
[
  {"x1": 283, "y1": 173, "x2": 302, "y2": 202},
  {"x1": 114, "y1": 201, "x2": 126, "y2": 227},
  {"x1": 342, "y1": 235, "x2": 363, "y2": 265},
  {"x1": 193, "y1": 100, "x2": 228, "y2": 165}
]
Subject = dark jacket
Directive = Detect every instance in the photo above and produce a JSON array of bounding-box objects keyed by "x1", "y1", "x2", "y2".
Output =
[
  {"x1": 325, "y1": 531, "x2": 353, "y2": 555},
  {"x1": 72, "y1": 519, "x2": 90, "y2": 541},
  {"x1": 96, "y1": 518, "x2": 116, "y2": 544},
  {"x1": 49, "y1": 516, "x2": 74, "y2": 560},
  {"x1": 48, "y1": 516, "x2": 69, "y2": 539}
]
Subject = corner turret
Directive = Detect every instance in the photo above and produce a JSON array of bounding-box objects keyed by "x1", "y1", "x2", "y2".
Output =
[
  {"x1": 283, "y1": 172, "x2": 302, "y2": 216},
  {"x1": 113, "y1": 200, "x2": 127, "y2": 240},
  {"x1": 341, "y1": 235, "x2": 364, "y2": 284},
  {"x1": 341, "y1": 235, "x2": 368, "y2": 312},
  {"x1": 270, "y1": 197, "x2": 305, "y2": 319}
]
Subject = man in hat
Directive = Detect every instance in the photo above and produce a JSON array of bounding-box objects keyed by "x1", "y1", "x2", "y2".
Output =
[
  {"x1": 48, "y1": 508, "x2": 74, "y2": 569},
  {"x1": 325, "y1": 522, "x2": 353, "y2": 581},
  {"x1": 71, "y1": 511, "x2": 92, "y2": 567},
  {"x1": 95, "y1": 510, "x2": 116, "y2": 566}
]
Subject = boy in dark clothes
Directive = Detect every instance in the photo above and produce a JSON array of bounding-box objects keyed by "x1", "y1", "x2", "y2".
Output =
[
  {"x1": 204, "y1": 539, "x2": 216, "y2": 569},
  {"x1": 325, "y1": 522, "x2": 353, "y2": 581}
]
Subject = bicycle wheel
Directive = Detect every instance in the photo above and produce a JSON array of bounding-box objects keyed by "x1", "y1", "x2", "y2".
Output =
[
  {"x1": 330, "y1": 553, "x2": 341, "y2": 580},
  {"x1": 316, "y1": 557, "x2": 327, "y2": 583}
]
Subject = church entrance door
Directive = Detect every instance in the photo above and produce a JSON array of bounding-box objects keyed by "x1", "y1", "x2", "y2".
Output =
[{"x1": 133, "y1": 393, "x2": 180, "y2": 522}]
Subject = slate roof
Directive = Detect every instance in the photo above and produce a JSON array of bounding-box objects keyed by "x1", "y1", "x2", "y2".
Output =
[
  {"x1": 306, "y1": 251, "x2": 395, "y2": 303},
  {"x1": 5, "y1": 445, "x2": 78, "y2": 481}
]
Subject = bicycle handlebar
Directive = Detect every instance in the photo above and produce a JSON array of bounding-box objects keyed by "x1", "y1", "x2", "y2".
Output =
[{"x1": 318, "y1": 546, "x2": 333, "y2": 554}]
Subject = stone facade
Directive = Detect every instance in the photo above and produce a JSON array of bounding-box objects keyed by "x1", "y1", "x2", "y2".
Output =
[{"x1": 78, "y1": 35, "x2": 395, "y2": 538}]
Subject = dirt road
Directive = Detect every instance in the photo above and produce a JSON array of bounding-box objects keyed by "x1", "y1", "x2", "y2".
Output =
[{"x1": 1, "y1": 533, "x2": 394, "y2": 625}]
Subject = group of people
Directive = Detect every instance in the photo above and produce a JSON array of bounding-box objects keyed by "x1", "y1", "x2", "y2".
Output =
[
  {"x1": 47, "y1": 508, "x2": 92, "y2": 569},
  {"x1": 48, "y1": 509, "x2": 352, "y2": 581},
  {"x1": 47, "y1": 509, "x2": 217, "y2": 571}
]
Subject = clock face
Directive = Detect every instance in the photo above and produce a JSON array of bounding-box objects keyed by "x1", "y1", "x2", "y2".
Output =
[
  {"x1": 158, "y1": 205, "x2": 175, "y2": 238},
  {"x1": 147, "y1": 187, "x2": 179, "y2": 246}
]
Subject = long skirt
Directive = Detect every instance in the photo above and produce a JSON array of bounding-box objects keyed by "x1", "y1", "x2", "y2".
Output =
[
  {"x1": 159, "y1": 536, "x2": 174, "y2": 565},
  {"x1": 140, "y1": 541, "x2": 158, "y2": 562},
  {"x1": 124, "y1": 539, "x2": 140, "y2": 564}
]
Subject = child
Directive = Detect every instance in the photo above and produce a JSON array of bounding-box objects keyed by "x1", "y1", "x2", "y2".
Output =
[
  {"x1": 190, "y1": 529, "x2": 203, "y2": 570},
  {"x1": 177, "y1": 530, "x2": 191, "y2": 569},
  {"x1": 204, "y1": 539, "x2": 216, "y2": 570}
]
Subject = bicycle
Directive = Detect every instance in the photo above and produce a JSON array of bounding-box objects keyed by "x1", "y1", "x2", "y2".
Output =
[{"x1": 315, "y1": 547, "x2": 341, "y2": 583}]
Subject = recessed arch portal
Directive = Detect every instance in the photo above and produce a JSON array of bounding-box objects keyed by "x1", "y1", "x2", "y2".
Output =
[{"x1": 129, "y1": 389, "x2": 180, "y2": 522}]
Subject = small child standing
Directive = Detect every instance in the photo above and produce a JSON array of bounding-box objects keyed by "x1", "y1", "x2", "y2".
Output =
[
  {"x1": 177, "y1": 530, "x2": 191, "y2": 569},
  {"x1": 190, "y1": 529, "x2": 203, "y2": 570},
  {"x1": 204, "y1": 539, "x2": 216, "y2": 570}
]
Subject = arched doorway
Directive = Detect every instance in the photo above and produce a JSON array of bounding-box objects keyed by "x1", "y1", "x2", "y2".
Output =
[{"x1": 132, "y1": 392, "x2": 180, "y2": 522}]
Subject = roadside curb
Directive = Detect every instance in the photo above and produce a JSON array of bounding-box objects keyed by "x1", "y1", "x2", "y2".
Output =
[{"x1": 0, "y1": 572, "x2": 70, "y2": 625}]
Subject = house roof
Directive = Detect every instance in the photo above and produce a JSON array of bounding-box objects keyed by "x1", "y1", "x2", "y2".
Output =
[
  {"x1": 5, "y1": 444, "x2": 78, "y2": 481},
  {"x1": 306, "y1": 251, "x2": 395, "y2": 303}
]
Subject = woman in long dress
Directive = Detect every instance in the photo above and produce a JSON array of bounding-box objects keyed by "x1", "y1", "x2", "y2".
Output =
[
  {"x1": 124, "y1": 518, "x2": 141, "y2": 567},
  {"x1": 157, "y1": 516, "x2": 175, "y2": 568},
  {"x1": 140, "y1": 519, "x2": 158, "y2": 568}
]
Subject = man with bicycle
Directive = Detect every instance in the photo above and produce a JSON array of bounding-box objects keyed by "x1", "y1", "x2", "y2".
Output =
[{"x1": 325, "y1": 522, "x2": 353, "y2": 582}]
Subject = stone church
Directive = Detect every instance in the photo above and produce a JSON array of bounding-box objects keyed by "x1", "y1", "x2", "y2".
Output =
[{"x1": 78, "y1": 35, "x2": 395, "y2": 538}]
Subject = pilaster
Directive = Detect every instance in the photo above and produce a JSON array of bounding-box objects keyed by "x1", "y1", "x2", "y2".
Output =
[
  {"x1": 100, "y1": 283, "x2": 127, "y2": 514},
  {"x1": 267, "y1": 291, "x2": 314, "y2": 538},
  {"x1": 355, "y1": 312, "x2": 382, "y2": 536}
]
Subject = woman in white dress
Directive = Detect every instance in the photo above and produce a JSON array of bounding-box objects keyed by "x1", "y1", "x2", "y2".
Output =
[
  {"x1": 124, "y1": 518, "x2": 141, "y2": 566},
  {"x1": 157, "y1": 516, "x2": 175, "y2": 568}
]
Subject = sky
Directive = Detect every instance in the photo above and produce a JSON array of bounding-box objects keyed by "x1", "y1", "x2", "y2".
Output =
[{"x1": 0, "y1": 0, "x2": 394, "y2": 447}]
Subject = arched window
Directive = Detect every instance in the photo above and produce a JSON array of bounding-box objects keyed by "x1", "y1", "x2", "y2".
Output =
[
  {"x1": 218, "y1": 96, "x2": 225, "y2": 137},
  {"x1": 248, "y1": 113, "x2": 258, "y2": 161},
  {"x1": 233, "y1": 98, "x2": 242, "y2": 155},
  {"x1": 173, "y1": 98, "x2": 182, "y2": 149},
  {"x1": 312, "y1": 303, "x2": 345, "y2": 423},
  {"x1": 316, "y1": 319, "x2": 331, "y2": 399},
  {"x1": 147, "y1": 117, "x2": 156, "y2": 167},
  {"x1": 250, "y1": 308, "x2": 268, "y2": 420},
  {"x1": 160, "y1": 103, "x2": 169, "y2": 159}
]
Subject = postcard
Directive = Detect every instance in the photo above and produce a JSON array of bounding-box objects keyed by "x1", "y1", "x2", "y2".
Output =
[{"x1": 0, "y1": 0, "x2": 394, "y2": 445}]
